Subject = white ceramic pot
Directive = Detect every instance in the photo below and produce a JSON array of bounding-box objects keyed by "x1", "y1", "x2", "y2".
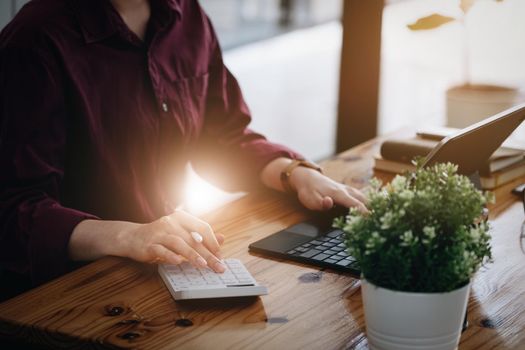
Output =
[
  {"x1": 446, "y1": 84, "x2": 524, "y2": 128},
  {"x1": 361, "y1": 279, "x2": 471, "y2": 350}
]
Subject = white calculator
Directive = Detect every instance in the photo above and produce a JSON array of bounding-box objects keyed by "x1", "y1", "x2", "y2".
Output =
[{"x1": 158, "y1": 258, "x2": 268, "y2": 300}]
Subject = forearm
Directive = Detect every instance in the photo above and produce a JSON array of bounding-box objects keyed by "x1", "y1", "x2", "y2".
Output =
[
  {"x1": 68, "y1": 219, "x2": 137, "y2": 261},
  {"x1": 67, "y1": 212, "x2": 226, "y2": 272}
]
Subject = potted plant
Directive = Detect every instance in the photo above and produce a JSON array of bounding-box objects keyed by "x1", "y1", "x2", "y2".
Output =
[
  {"x1": 408, "y1": 0, "x2": 523, "y2": 128},
  {"x1": 335, "y1": 162, "x2": 492, "y2": 350}
]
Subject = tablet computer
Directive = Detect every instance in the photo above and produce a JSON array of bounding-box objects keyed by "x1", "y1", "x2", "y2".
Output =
[{"x1": 422, "y1": 103, "x2": 525, "y2": 175}]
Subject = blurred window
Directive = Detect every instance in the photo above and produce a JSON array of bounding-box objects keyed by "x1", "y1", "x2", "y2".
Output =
[{"x1": 200, "y1": 0, "x2": 342, "y2": 49}]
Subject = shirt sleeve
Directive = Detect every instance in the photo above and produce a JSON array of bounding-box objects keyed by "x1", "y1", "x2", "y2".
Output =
[
  {"x1": 191, "y1": 16, "x2": 303, "y2": 192},
  {"x1": 0, "y1": 46, "x2": 97, "y2": 286}
]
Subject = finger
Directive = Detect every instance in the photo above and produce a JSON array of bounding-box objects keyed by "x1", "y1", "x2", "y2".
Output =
[
  {"x1": 158, "y1": 217, "x2": 225, "y2": 272},
  {"x1": 330, "y1": 190, "x2": 369, "y2": 214},
  {"x1": 172, "y1": 210, "x2": 221, "y2": 258},
  {"x1": 321, "y1": 196, "x2": 334, "y2": 210},
  {"x1": 148, "y1": 243, "x2": 183, "y2": 265},
  {"x1": 297, "y1": 190, "x2": 325, "y2": 211},
  {"x1": 190, "y1": 242, "x2": 226, "y2": 273},
  {"x1": 177, "y1": 229, "x2": 226, "y2": 273},
  {"x1": 161, "y1": 234, "x2": 208, "y2": 269},
  {"x1": 216, "y1": 233, "x2": 225, "y2": 245},
  {"x1": 161, "y1": 229, "x2": 226, "y2": 273},
  {"x1": 175, "y1": 231, "x2": 226, "y2": 273},
  {"x1": 346, "y1": 185, "x2": 368, "y2": 204}
]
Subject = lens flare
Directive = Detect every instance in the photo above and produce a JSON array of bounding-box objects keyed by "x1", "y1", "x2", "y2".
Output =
[{"x1": 182, "y1": 165, "x2": 245, "y2": 215}]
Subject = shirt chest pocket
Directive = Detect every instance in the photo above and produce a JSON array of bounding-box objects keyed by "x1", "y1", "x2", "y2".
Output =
[{"x1": 164, "y1": 73, "x2": 209, "y2": 141}]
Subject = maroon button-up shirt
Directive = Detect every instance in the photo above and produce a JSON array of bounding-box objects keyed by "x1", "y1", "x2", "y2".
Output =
[{"x1": 0, "y1": 0, "x2": 300, "y2": 286}]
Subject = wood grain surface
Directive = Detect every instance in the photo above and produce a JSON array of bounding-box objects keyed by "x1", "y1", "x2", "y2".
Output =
[{"x1": 1, "y1": 133, "x2": 525, "y2": 349}]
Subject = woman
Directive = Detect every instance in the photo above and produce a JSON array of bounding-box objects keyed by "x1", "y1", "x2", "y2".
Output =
[{"x1": 0, "y1": 0, "x2": 367, "y2": 293}]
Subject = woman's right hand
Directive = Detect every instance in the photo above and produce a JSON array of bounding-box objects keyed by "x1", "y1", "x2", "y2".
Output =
[
  {"x1": 118, "y1": 210, "x2": 226, "y2": 272},
  {"x1": 69, "y1": 210, "x2": 226, "y2": 273}
]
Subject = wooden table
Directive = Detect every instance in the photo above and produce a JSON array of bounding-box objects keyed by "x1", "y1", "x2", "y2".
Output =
[{"x1": 1, "y1": 135, "x2": 525, "y2": 349}]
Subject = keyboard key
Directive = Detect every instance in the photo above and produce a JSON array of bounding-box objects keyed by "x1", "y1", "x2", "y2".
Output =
[
  {"x1": 324, "y1": 250, "x2": 337, "y2": 256},
  {"x1": 318, "y1": 237, "x2": 331, "y2": 242},
  {"x1": 332, "y1": 246, "x2": 344, "y2": 252},
  {"x1": 296, "y1": 246, "x2": 308, "y2": 253},
  {"x1": 301, "y1": 243, "x2": 312, "y2": 248},
  {"x1": 312, "y1": 253, "x2": 330, "y2": 261},
  {"x1": 337, "y1": 243, "x2": 345, "y2": 248},
  {"x1": 299, "y1": 249, "x2": 322, "y2": 258},
  {"x1": 337, "y1": 251, "x2": 348, "y2": 256},
  {"x1": 336, "y1": 260, "x2": 353, "y2": 267},
  {"x1": 310, "y1": 240, "x2": 322, "y2": 245},
  {"x1": 329, "y1": 239, "x2": 340, "y2": 244},
  {"x1": 330, "y1": 255, "x2": 344, "y2": 261},
  {"x1": 326, "y1": 229, "x2": 343, "y2": 238},
  {"x1": 287, "y1": 249, "x2": 297, "y2": 255},
  {"x1": 324, "y1": 258, "x2": 337, "y2": 264}
]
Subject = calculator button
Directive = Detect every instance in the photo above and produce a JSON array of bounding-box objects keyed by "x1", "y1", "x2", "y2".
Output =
[
  {"x1": 237, "y1": 279, "x2": 254, "y2": 284},
  {"x1": 159, "y1": 258, "x2": 268, "y2": 300}
]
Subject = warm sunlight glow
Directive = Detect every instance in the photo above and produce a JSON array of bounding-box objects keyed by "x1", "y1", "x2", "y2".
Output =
[{"x1": 182, "y1": 165, "x2": 245, "y2": 216}]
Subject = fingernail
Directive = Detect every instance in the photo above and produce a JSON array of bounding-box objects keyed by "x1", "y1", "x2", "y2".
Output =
[
  {"x1": 191, "y1": 231, "x2": 203, "y2": 243},
  {"x1": 213, "y1": 261, "x2": 226, "y2": 273},
  {"x1": 196, "y1": 257, "x2": 207, "y2": 268}
]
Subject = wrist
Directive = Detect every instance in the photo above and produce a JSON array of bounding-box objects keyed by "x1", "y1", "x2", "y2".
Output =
[
  {"x1": 289, "y1": 166, "x2": 320, "y2": 192},
  {"x1": 68, "y1": 219, "x2": 138, "y2": 260},
  {"x1": 280, "y1": 159, "x2": 322, "y2": 194},
  {"x1": 111, "y1": 221, "x2": 140, "y2": 259}
]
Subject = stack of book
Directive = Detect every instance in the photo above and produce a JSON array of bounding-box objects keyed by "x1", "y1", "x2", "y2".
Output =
[{"x1": 374, "y1": 127, "x2": 525, "y2": 189}]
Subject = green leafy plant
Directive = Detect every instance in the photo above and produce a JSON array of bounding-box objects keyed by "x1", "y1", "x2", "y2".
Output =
[{"x1": 334, "y1": 162, "x2": 493, "y2": 293}]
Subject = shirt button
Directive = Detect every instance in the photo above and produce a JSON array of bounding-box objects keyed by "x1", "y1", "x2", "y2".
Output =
[{"x1": 161, "y1": 102, "x2": 168, "y2": 112}]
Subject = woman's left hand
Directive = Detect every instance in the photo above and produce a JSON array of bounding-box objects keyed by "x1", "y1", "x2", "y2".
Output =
[{"x1": 289, "y1": 166, "x2": 369, "y2": 213}]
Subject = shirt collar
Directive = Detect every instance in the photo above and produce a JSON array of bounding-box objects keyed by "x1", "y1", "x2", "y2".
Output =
[{"x1": 71, "y1": 0, "x2": 182, "y2": 44}]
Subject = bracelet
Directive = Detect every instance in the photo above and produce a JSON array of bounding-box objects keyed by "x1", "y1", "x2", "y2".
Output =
[{"x1": 280, "y1": 159, "x2": 323, "y2": 194}]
